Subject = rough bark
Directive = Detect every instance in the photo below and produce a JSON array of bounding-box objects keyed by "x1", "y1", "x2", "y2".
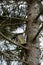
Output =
[{"x1": 26, "y1": 1, "x2": 42, "y2": 65}]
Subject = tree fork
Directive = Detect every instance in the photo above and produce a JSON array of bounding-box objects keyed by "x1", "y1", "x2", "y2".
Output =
[{"x1": 32, "y1": 23, "x2": 43, "y2": 42}]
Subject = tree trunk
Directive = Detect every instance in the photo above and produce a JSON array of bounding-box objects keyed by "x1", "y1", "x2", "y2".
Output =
[{"x1": 26, "y1": 1, "x2": 42, "y2": 65}]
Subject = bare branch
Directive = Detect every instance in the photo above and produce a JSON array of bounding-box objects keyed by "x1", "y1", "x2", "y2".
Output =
[
  {"x1": 0, "y1": 23, "x2": 26, "y2": 27},
  {"x1": 0, "y1": 51, "x2": 28, "y2": 64},
  {"x1": 33, "y1": 9, "x2": 43, "y2": 23},
  {"x1": 0, "y1": 32, "x2": 29, "y2": 50},
  {"x1": 0, "y1": 16, "x2": 27, "y2": 22},
  {"x1": 32, "y1": 23, "x2": 43, "y2": 41}
]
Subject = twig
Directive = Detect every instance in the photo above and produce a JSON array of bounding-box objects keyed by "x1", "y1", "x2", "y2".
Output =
[
  {"x1": 0, "y1": 22, "x2": 26, "y2": 27},
  {"x1": 0, "y1": 16, "x2": 27, "y2": 22},
  {"x1": 0, "y1": 51, "x2": 28, "y2": 64}
]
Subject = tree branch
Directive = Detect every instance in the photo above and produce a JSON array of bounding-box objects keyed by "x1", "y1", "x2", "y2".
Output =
[
  {"x1": 0, "y1": 51, "x2": 28, "y2": 64},
  {"x1": 32, "y1": 23, "x2": 43, "y2": 41},
  {"x1": 0, "y1": 16, "x2": 27, "y2": 22},
  {"x1": 0, "y1": 23, "x2": 26, "y2": 27},
  {"x1": 33, "y1": 9, "x2": 43, "y2": 23},
  {"x1": 0, "y1": 32, "x2": 29, "y2": 50}
]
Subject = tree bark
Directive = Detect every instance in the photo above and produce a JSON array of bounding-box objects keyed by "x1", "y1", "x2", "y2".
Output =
[{"x1": 26, "y1": 1, "x2": 42, "y2": 65}]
